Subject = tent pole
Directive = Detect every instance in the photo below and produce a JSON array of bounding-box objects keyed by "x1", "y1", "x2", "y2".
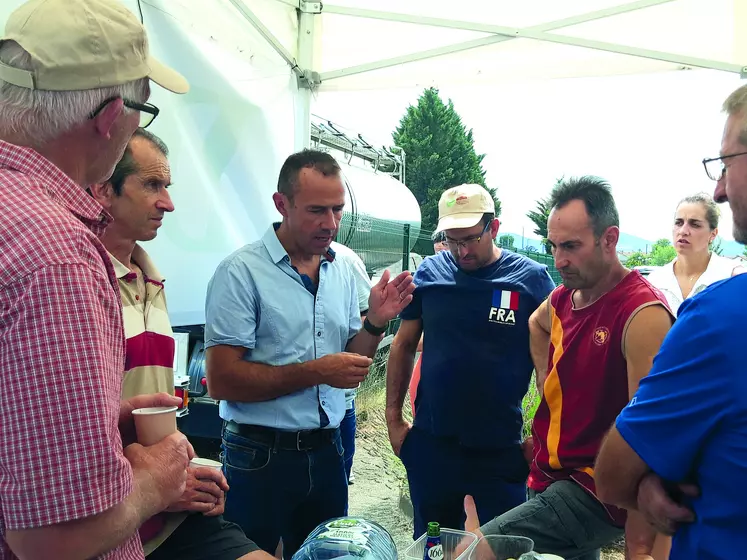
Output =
[
  {"x1": 736, "y1": 0, "x2": 747, "y2": 79},
  {"x1": 227, "y1": 0, "x2": 297, "y2": 70},
  {"x1": 319, "y1": 0, "x2": 676, "y2": 83},
  {"x1": 295, "y1": 1, "x2": 321, "y2": 150},
  {"x1": 321, "y1": 0, "x2": 743, "y2": 78}
]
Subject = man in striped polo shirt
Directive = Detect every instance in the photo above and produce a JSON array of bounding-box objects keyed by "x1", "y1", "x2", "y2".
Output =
[{"x1": 90, "y1": 129, "x2": 272, "y2": 560}]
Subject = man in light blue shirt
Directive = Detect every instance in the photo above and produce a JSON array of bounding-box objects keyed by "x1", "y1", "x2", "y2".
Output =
[
  {"x1": 204, "y1": 149, "x2": 414, "y2": 559},
  {"x1": 330, "y1": 241, "x2": 373, "y2": 488}
]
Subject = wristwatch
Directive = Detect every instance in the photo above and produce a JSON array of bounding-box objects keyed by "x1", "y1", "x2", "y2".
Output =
[{"x1": 363, "y1": 317, "x2": 387, "y2": 336}]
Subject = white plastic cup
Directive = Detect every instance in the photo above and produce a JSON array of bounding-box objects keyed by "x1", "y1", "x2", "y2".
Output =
[
  {"x1": 132, "y1": 406, "x2": 178, "y2": 446},
  {"x1": 189, "y1": 457, "x2": 223, "y2": 470}
]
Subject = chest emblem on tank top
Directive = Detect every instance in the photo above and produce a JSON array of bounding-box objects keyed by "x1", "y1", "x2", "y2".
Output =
[
  {"x1": 489, "y1": 289, "x2": 519, "y2": 325},
  {"x1": 593, "y1": 326, "x2": 610, "y2": 346}
]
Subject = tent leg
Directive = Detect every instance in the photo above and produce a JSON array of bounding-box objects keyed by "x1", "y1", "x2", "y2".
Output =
[{"x1": 295, "y1": 2, "x2": 319, "y2": 150}]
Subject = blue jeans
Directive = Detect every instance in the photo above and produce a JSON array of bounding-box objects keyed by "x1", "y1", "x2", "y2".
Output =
[
  {"x1": 221, "y1": 426, "x2": 348, "y2": 559},
  {"x1": 400, "y1": 426, "x2": 528, "y2": 539},
  {"x1": 340, "y1": 403, "x2": 356, "y2": 482}
]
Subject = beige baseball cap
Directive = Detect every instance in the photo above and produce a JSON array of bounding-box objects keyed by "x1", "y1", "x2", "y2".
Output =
[
  {"x1": 435, "y1": 184, "x2": 496, "y2": 232},
  {"x1": 0, "y1": 0, "x2": 189, "y2": 94}
]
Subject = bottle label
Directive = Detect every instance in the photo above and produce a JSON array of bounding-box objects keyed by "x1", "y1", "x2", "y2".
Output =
[
  {"x1": 427, "y1": 544, "x2": 444, "y2": 560},
  {"x1": 319, "y1": 528, "x2": 367, "y2": 543},
  {"x1": 315, "y1": 519, "x2": 369, "y2": 545}
]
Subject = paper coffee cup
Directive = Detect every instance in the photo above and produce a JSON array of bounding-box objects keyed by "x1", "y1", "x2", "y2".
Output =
[
  {"x1": 190, "y1": 457, "x2": 223, "y2": 470},
  {"x1": 132, "y1": 406, "x2": 178, "y2": 446}
]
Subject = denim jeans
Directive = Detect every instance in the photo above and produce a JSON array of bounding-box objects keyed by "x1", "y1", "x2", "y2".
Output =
[
  {"x1": 400, "y1": 426, "x2": 528, "y2": 540},
  {"x1": 340, "y1": 403, "x2": 356, "y2": 483},
  {"x1": 221, "y1": 426, "x2": 348, "y2": 559},
  {"x1": 480, "y1": 480, "x2": 624, "y2": 560}
]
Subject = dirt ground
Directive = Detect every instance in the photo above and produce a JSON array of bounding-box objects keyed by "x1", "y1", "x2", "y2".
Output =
[
  {"x1": 347, "y1": 430, "x2": 624, "y2": 560},
  {"x1": 347, "y1": 440, "x2": 415, "y2": 555}
]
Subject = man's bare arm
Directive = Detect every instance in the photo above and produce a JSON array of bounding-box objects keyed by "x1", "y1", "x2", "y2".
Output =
[
  {"x1": 206, "y1": 345, "x2": 370, "y2": 402},
  {"x1": 385, "y1": 319, "x2": 423, "y2": 422},
  {"x1": 346, "y1": 327, "x2": 384, "y2": 359},
  {"x1": 529, "y1": 298, "x2": 551, "y2": 395},
  {"x1": 8, "y1": 475, "x2": 157, "y2": 559},
  {"x1": 416, "y1": 333, "x2": 424, "y2": 353},
  {"x1": 622, "y1": 304, "x2": 673, "y2": 399},
  {"x1": 6, "y1": 434, "x2": 189, "y2": 560},
  {"x1": 598, "y1": 303, "x2": 673, "y2": 559}
]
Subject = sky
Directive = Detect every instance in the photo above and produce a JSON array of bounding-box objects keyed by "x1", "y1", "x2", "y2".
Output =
[{"x1": 312, "y1": 69, "x2": 744, "y2": 244}]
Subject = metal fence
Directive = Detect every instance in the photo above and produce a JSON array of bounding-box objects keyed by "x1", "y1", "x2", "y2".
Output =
[
  {"x1": 341, "y1": 223, "x2": 561, "y2": 337},
  {"x1": 513, "y1": 248, "x2": 562, "y2": 286},
  {"x1": 409, "y1": 225, "x2": 562, "y2": 286},
  {"x1": 342, "y1": 221, "x2": 560, "y2": 285}
]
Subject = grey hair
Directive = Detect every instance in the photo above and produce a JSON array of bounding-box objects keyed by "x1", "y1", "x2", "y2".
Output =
[
  {"x1": 0, "y1": 41, "x2": 149, "y2": 144},
  {"x1": 723, "y1": 84, "x2": 747, "y2": 146},
  {"x1": 677, "y1": 192, "x2": 720, "y2": 230}
]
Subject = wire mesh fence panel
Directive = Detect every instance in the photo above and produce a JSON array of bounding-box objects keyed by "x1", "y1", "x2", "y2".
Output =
[{"x1": 517, "y1": 249, "x2": 562, "y2": 286}]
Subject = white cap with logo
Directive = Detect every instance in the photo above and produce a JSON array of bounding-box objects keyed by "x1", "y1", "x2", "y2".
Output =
[
  {"x1": 0, "y1": 0, "x2": 188, "y2": 94},
  {"x1": 435, "y1": 184, "x2": 495, "y2": 233}
]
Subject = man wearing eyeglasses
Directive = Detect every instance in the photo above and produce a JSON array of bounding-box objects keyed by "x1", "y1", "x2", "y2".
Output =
[
  {"x1": 386, "y1": 184, "x2": 556, "y2": 537},
  {"x1": 0, "y1": 0, "x2": 193, "y2": 558},
  {"x1": 595, "y1": 85, "x2": 747, "y2": 559}
]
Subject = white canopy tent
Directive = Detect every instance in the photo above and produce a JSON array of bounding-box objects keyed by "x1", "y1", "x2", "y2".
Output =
[
  {"x1": 1, "y1": 0, "x2": 744, "y2": 324},
  {"x1": 214, "y1": 0, "x2": 747, "y2": 148}
]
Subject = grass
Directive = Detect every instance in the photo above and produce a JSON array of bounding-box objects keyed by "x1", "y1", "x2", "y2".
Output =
[
  {"x1": 522, "y1": 372, "x2": 541, "y2": 438},
  {"x1": 355, "y1": 347, "x2": 410, "y2": 485}
]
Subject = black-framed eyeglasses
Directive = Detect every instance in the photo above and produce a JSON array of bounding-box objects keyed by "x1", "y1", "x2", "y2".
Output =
[
  {"x1": 89, "y1": 97, "x2": 159, "y2": 129},
  {"x1": 702, "y1": 151, "x2": 747, "y2": 181},
  {"x1": 444, "y1": 220, "x2": 492, "y2": 250}
]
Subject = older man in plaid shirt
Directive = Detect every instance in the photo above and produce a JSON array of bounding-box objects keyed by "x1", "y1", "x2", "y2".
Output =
[{"x1": 0, "y1": 0, "x2": 194, "y2": 558}]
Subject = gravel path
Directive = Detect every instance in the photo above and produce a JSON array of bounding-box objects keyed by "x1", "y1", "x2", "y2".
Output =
[{"x1": 347, "y1": 437, "x2": 415, "y2": 556}]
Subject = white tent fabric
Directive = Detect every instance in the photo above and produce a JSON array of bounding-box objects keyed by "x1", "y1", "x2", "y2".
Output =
[
  {"x1": 1, "y1": 0, "x2": 744, "y2": 324},
  {"x1": 220, "y1": 0, "x2": 746, "y2": 91}
]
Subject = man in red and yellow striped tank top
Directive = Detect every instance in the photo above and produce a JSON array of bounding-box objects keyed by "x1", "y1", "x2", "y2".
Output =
[{"x1": 461, "y1": 177, "x2": 674, "y2": 560}]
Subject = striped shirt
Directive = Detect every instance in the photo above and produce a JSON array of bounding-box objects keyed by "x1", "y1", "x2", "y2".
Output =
[
  {"x1": 528, "y1": 271, "x2": 670, "y2": 526},
  {"x1": 111, "y1": 245, "x2": 184, "y2": 554},
  {"x1": 112, "y1": 246, "x2": 175, "y2": 400}
]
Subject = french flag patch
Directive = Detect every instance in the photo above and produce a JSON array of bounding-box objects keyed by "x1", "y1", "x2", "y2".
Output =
[{"x1": 492, "y1": 289, "x2": 519, "y2": 310}]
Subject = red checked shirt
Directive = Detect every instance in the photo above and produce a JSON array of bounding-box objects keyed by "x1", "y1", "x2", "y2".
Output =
[{"x1": 0, "y1": 141, "x2": 143, "y2": 559}]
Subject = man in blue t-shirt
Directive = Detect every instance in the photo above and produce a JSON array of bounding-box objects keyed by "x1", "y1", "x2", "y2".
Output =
[
  {"x1": 595, "y1": 83, "x2": 747, "y2": 559},
  {"x1": 386, "y1": 184, "x2": 556, "y2": 537}
]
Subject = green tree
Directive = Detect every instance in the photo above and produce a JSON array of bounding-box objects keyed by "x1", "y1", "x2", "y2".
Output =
[
  {"x1": 743, "y1": 245, "x2": 747, "y2": 258},
  {"x1": 526, "y1": 196, "x2": 553, "y2": 254},
  {"x1": 710, "y1": 236, "x2": 724, "y2": 256},
  {"x1": 649, "y1": 238, "x2": 677, "y2": 266},
  {"x1": 498, "y1": 234, "x2": 516, "y2": 250},
  {"x1": 392, "y1": 88, "x2": 498, "y2": 232},
  {"x1": 625, "y1": 251, "x2": 650, "y2": 267}
]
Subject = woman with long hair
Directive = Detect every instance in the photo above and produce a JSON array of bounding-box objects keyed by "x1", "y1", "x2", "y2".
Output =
[{"x1": 647, "y1": 193, "x2": 745, "y2": 317}]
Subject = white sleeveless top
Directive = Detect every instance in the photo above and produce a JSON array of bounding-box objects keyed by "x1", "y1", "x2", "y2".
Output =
[{"x1": 647, "y1": 253, "x2": 742, "y2": 317}]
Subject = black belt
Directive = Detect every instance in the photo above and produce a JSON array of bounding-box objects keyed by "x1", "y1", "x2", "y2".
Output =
[{"x1": 224, "y1": 421, "x2": 337, "y2": 451}]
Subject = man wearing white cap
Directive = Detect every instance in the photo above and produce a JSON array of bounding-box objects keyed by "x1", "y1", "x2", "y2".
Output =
[
  {"x1": 0, "y1": 0, "x2": 198, "y2": 558},
  {"x1": 386, "y1": 184, "x2": 556, "y2": 537}
]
